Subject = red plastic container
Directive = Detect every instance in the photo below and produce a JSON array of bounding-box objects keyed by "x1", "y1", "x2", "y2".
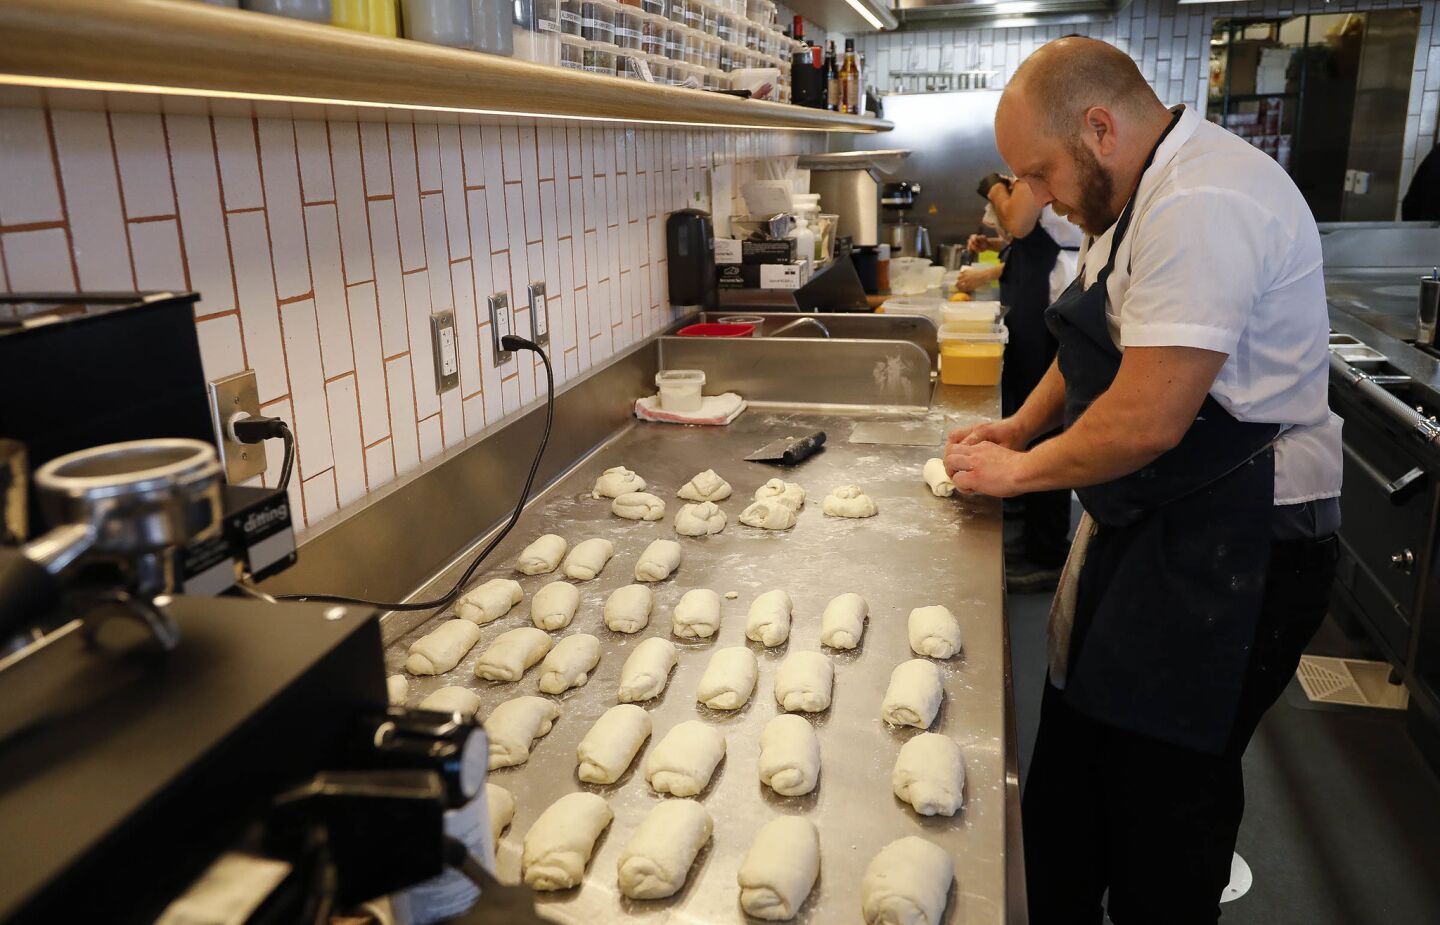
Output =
[{"x1": 677, "y1": 322, "x2": 755, "y2": 338}]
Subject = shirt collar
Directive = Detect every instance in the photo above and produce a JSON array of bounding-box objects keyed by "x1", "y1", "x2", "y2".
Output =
[{"x1": 1082, "y1": 105, "x2": 1201, "y2": 255}]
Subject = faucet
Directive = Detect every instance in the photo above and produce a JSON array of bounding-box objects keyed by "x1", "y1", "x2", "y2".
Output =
[{"x1": 769, "y1": 317, "x2": 831, "y2": 338}]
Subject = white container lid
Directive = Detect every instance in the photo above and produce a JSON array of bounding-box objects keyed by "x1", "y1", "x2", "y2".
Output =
[
  {"x1": 938, "y1": 324, "x2": 1009, "y2": 345},
  {"x1": 941, "y1": 303, "x2": 1000, "y2": 323}
]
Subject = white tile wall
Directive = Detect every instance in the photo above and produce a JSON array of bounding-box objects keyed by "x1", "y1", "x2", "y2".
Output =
[
  {"x1": 852, "y1": 0, "x2": 1438, "y2": 214},
  {"x1": 0, "y1": 104, "x2": 821, "y2": 531}
]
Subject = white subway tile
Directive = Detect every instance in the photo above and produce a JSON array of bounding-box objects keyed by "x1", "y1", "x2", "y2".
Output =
[
  {"x1": 50, "y1": 109, "x2": 132, "y2": 290},
  {"x1": 194, "y1": 311, "x2": 245, "y2": 380},
  {"x1": 328, "y1": 121, "x2": 374, "y2": 283},
  {"x1": 0, "y1": 107, "x2": 62, "y2": 225},
  {"x1": 365, "y1": 438, "x2": 396, "y2": 490},
  {"x1": 440, "y1": 386, "x2": 464, "y2": 447},
  {"x1": 279, "y1": 298, "x2": 335, "y2": 479},
  {"x1": 386, "y1": 355, "x2": 421, "y2": 475},
  {"x1": 504, "y1": 181, "x2": 528, "y2": 259},
  {"x1": 130, "y1": 219, "x2": 187, "y2": 290},
  {"x1": 459, "y1": 123, "x2": 486, "y2": 187},
  {"x1": 418, "y1": 413, "x2": 444, "y2": 461},
  {"x1": 359, "y1": 122, "x2": 393, "y2": 195},
  {"x1": 326, "y1": 375, "x2": 366, "y2": 506},
  {"x1": 402, "y1": 270, "x2": 440, "y2": 419},
  {"x1": 500, "y1": 124, "x2": 522, "y2": 181},
  {"x1": 302, "y1": 469, "x2": 339, "y2": 525},
  {"x1": 368, "y1": 199, "x2": 409, "y2": 354},
  {"x1": 304, "y1": 203, "x2": 354, "y2": 375},
  {"x1": 421, "y1": 192, "x2": 454, "y2": 310},
  {"x1": 415, "y1": 122, "x2": 442, "y2": 192},
  {"x1": 451, "y1": 259, "x2": 481, "y2": 395},
  {"x1": 345, "y1": 281, "x2": 390, "y2": 445},
  {"x1": 521, "y1": 171, "x2": 542, "y2": 244},
  {"x1": 574, "y1": 287, "x2": 592, "y2": 371},
  {"x1": 465, "y1": 188, "x2": 495, "y2": 282},
  {"x1": 438, "y1": 123, "x2": 469, "y2": 260},
  {"x1": 462, "y1": 392, "x2": 486, "y2": 435},
  {"x1": 257, "y1": 118, "x2": 312, "y2": 300},
  {"x1": 111, "y1": 112, "x2": 175, "y2": 219},
  {"x1": 229, "y1": 210, "x2": 288, "y2": 401},
  {"x1": 388, "y1": 124, "x2": 425, "y2": 271},
  {"x1": 2, "y1": 228, "x2": 74, "y2": 290},
  {"x1": 537, "y1": 125, "x2": 554, "y2": 181},
  {"x1": 213, "y1": 116, "x2": 263, "y2": 210},
  {"x1": 293, "y1": 119, "x2": 334, "y2": 203},
  {"x1": 166, "y1": 113, "x2": 235, "y2": 313}
]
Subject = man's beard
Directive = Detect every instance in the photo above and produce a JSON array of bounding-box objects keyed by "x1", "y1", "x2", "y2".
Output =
[{"x1": 1055, "y1": 139, "x2": 1117, "y2": 236}]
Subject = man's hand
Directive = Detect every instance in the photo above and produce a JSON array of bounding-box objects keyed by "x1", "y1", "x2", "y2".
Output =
[
  {"x1": 944, "y1": 441, "x2": 1029, "y2": 497},
  {"x1": 948, "y1": 416, "x2": 1031, "y2": 451},
  {"x1": 966, "y1": 233, "x2": 991, "y2": 254}
]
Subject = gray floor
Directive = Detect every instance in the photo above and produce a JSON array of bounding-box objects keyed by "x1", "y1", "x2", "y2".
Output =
[{"x1": 1007, "y1": 571, "x2": 1440, "y2": 923}]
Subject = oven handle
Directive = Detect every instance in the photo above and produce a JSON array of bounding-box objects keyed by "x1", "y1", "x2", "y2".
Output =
[{"x1": 1342, "y1": 443, "x2": 1427, "y2": 504}]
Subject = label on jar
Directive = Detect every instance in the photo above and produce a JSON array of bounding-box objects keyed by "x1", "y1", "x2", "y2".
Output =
[
  {"x1": 538, "y1": 17, "x2": 559, "y2": 30},
  {"x1": 665, "y1": 39, "x2": 682, "y2": 55},
  {"x1": 560, "y1": 58, "x2": 584, "y2": 69},
  {"x1": 615, "y1": 26, "x2": 640, "y2": 41},
  {"x1": 560, "y1": 10, "x2": 582, "y2": 25},
  {"x1": 684, "y1": 9, "x2": 701, "y2": 26}
]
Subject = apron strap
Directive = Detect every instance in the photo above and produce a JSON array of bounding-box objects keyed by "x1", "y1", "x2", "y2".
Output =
[{"x1": 1090, "y1": 108, "x2": 1185, "y2": 289}]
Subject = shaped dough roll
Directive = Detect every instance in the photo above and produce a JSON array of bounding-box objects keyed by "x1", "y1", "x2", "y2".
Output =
[
  {"x1": 672, "y1": 588, "x2": 721, "y2": 639},
  {"x1": 563, "y1": 538, "x2": 615, "y2": 581},
  {"x1": 604, "y1": 584, "x2": 654, "y2": 634},
  {"x1": 645, "y1": 720, "x2": 726, "y2": 796},
  {"x1": 923, "y1": 458, "x2": 955, "y2": 498},
  {"x1": 677, "y1": 468, "x2": 732, "y2": 502},
  {"x1": 822, "y1": 484, "x2": 878, "y2": 518},
  {"x1": 577, "y1": 703, "x2": 652, "y2": 784},
  {"x1": 617, "y1": 799, "x2": 713, "y2": 899},
  {"x1": 386, "y1": 674, "x2": 409, "y2": 705},
  {"x1": 675, "y1": 501, "x2": 727, "y2": 536},
  {"x1": 758, "y1": 714, "x2": 820, "y2": 796},
  {"x1": 860, "y1": 836, "x2": 954, "y2": 925},
  {"x1": 516, "y1": 533, "x2": 567, "y2": 575},
  {"x1": 695, "y1": 646, "x2": 758, "y2": 710},
  {"x1": 474, "y1": 627, "x2": 553, "y2": 682},
  {"x1": 537, "y1": 633, "x2": 601, "y2": 694},
  {"x1": 456, "y1": 579, "x2": 524, "y2": 624},
  {"x1": 739, "y1": 498, "x2": 798, "y2": 531},
  {"x1": 754, "y1": 478, "x2": 806, "y2": 509},
  {"x1": 522, "y1": 792, "x2": 614, "y2": 890},
  {"x1": 592, "y1": 465, "x2": 646, "y2": 498},
  {"x1": 406, "y1": 619, "x2": 483, "y2": 675},
  {"x1": 531, "y1": 581, "x2": 581, "y2": 631},
  {"x1": 634, "y1": 539, "x2": 683, "y2": 582},
  {"x1": 774, "y1": 651, "x2": 834, "y2": 713},
  {"x1": 821, "y1": 593, "x2": 868, "y2": 650},
  {"x1": 612, "y1": 491, "x2": 667, "y2": 521},
  {"x1": 617, "y1": 637, "x2": 679, "y2": 702},
  {"x1": 484, "y1": 696, "x2": 559, "y2": 769},
  {"x1": 485, "y1": 783, "x2": 514, "y2": 848},
  {"x1": 737, "y1": 816, "x2": 820, "y2": 920},
  {"x1": 418, "y1": 685, "x2": 483, "y2": 718},
  {"x1": 745, "y1": 589, "x2": 793, "y2": 647},
  {"x1": 908, "y1": 605, "x2": 963, "y2": 659},
  {"x1": 893, "y1": 733, "x2": 965, "y2": 817},
  {"x1": 882, "y1": 659, "x2": 944, "y2": 729}
]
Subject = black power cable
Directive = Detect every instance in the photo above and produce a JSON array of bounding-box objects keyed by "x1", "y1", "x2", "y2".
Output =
[
  {"x1": 232, "y1": 415, "x2": 297, "y2": 491},
  {"x1": 274, "y1": 336, "x2": 554, "y2": 612}
]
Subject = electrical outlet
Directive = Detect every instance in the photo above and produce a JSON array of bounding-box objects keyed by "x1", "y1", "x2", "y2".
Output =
[
  {"x1": 430, "y1": 310, "x2": 459, "y2": 394},
  {"x1": 208, "y1": 370, "x2": 267, "y2": 485},
  {"x1": 488, "y1": 292, "x2": 514, "y2": 367},
  {"x1": 528, "y1": 282, "x2": 549, "y2": 347}
]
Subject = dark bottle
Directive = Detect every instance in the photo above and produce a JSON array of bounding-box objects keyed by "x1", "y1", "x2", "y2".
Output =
[
  {"x1": 839, "y1": 38, "x2": 859, "y2": 115},
  {"x1": 824, "y1": 40, "x2": 839, "y2": 112},
  {"x1": 790, "y1": 15, "x2": 824, "y2": 109}
]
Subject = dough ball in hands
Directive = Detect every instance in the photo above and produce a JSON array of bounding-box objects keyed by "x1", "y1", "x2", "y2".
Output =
[
  {"x1": 754, "y1": 478, "x2": 806, "y2": 509},
  {"x1": 562, "y1": 537, "x2": 615, "y2": 580},
  {"x1": 820, "y1": 593, "x2": 868, "y2": 650},
  {"x1": 860, "y1": 836, "x2": 954, "y2": 925},
  {"x1": 536, "y1": 633, "x2": 601, "y2": 693},
  {"x1": 675, "y1": 501, "x2": 727, "y2": 536},
  {"x1": 745, "y1": 589, "x2": 793, "y2": 647},
  {"x1": 677, "y1": 468, "x2": 733, "y2": 502},
  {"x1": 923, "y1": 458, "x2": 956, "y2": 498},
  {"x1": 634, "y1": 539, "x2": 683, "y2": 582},
  {"x1": 671, "y1": 588, "x2": 721, "y2": 639},
  {"x1": 908, "y1": 605, "x2": 963, "y2": 659},
  {"x1": 592, "y1": 465, "x2": 646, "y2": 498},
  {"x1": 576, "y1": 704, "x2": 652, "y2": 784},
  {"x1": 612, "y1": 491, "x2": 667, "y2": 521},
  {"x1": 695, "y1": 645, "x2": 758, "y2": 710},
  {"x1": 822, "y1": 484, "x2": 878, "y2": 518},
  {"x1": 521, "y1": 791, "x2": 613, "y2": 890},
  {"x1": 892, "y1": 732, "x2": 965, "y2": 817},
  {"x1": 758, "y1": 714, "x2": 820, "y2": 796},
  {"x1": 604, "y1": 584, "x2": 655, "y2": 634},
  {"x1": 645, "y1": 719, "x2": 726, "y2": 796},
  {"x1": 617, "y1": 636, "x2": 678, "y2": 702},
  {"x1": 739, "y1": 498, "x2": 798, "y2": 531},
  {"x1": 737, "y1": 816, "x2": 820, "y2": 920},
  {"x1": 455, "y1": 578, "x2": 523, "y2": 624},
  {"x1": 616, "y1": 799, "x2": 713, "y2": 900},
  {"x1": 474, "y1": 626, "x2": 552, "y2": 682},
  {"x1": 516, "y1": 533, "x2": 567, "y2": 575},
  {"x1": 881, "y1": 659, "x2": 944, "y2": 729},
  {"x1": 484, "y1": 696, "x2": 559, "y2": 769},
  {"x1": 405, "y1": 618, "x2": 482, "y2": 675},
  {"x1": 531, "y1": 580, "x2": 580, "y2": 630},
  {"x1": 418, "y1": 685, "x2": 483, "y2": 718},
  {"x1": 773, "y1": 651, "x2": 834, "y2": 712}
]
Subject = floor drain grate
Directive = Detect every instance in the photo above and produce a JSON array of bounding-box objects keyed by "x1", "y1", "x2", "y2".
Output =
[{"x1": 1296, "y1": 656, "x2": 1409, "y2": 710}]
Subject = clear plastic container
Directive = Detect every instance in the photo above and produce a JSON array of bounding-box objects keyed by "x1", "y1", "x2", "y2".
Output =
[
  {"x1": 656, "y1": 369, "x2": 706, "y2": 411},
  {"x1": 717, "y1": 12, "x2": 737, "y2": 43},
  {"x1": 614, "y1": 7, "x2": 642, "y2": 48},
  {"x1": 681, "y1": 0, "x2": 701, "y2": 29},
  {"x1": 580, "y1": 0, "x2": 614, "y2": 44},
  {"x1": 640, "y1": 15, "x2": 665, "y2": 55},
  {"x1": 665, "y1": 0, "x2": 686, "y2": 25},
  {"x1": 528, "y1": 0, "x2": 559, "y2": 32},
  {"x1": 640, "y1": 0, "x2": 663, "y2": 13},
  {"x1": 746, "y1": 0, "x2": 774, "y2": 26},
  {"x1": 583, "y1": 42, "x2": 616, "y2": 73},
  {"x1": 717, "y1": 43, "x2": 732, "y2": 72},
  {"x1": 400, "y1": 0, "x2": 474, "y2": 47},
  {"x1": 558, "y1": 33, "x2": 587, "y2": 68},
  {"x1": 559, "y1": 0, "x2": 582, "y2": 34},
  {"x1": 700, "y1": 36, "x2": 719, "y2": 69},
  {"x1": 663, "y1": 24, "x2": 683, "y2": 59},
  {"x1": 938, "y1": 326, "x2": 1008, "y2": 386},
  {"x1": 682, "y1": 29, "x2": 703, "y2": 66},
  {"x1": 941, "y1": 302, "x2": 1000, "y2": 333},
  {"x1": 701, "y1": 2, "x2": 718, "y2": 35}
]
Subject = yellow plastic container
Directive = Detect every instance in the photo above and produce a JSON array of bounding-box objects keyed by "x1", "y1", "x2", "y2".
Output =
[
  {"x1": 333, "y1": 0, "x2": 398, "y2": 36},
  {"x1": 939, "y1": 327, "x2": 1007, "y2": 386},
  {"x1": 940, "y1": 302, "x2": 1000, "y2": 334}
]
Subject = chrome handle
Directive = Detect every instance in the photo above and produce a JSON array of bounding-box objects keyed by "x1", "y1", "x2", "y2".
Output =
[
  {"x1": 1341, "y1": 443, "x2": 1426, "y2": 504},
  {"x1": 1392, "y1": 549, "x2": 1416, "y2": 574}
]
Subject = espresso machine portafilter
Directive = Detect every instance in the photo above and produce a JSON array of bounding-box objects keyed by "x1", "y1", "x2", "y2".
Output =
[{"x1": 0, "y1": 437, "x2": 223, "y2": 650}]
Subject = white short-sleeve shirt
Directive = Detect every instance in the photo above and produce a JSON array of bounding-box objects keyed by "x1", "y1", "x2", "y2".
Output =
[
  {"x1": 1076, "y1": 105, "x2": 1342, "y2": 505},
  {"x1": 1039, "y1": 205, "x2": 1084, "y2": 304}
]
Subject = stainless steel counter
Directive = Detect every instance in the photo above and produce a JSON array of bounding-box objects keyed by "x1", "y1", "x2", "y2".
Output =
[{"x1": 384, "y1": 382, "x2": 1013, "y2": 923}]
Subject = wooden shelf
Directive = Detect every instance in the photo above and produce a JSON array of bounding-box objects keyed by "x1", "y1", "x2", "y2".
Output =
[{"x1": 0, "y1": 0, "x2": 891, "y2": 133}]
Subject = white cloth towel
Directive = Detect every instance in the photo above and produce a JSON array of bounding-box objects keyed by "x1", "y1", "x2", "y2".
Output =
[
  {"x1": 634, "y1": 393, "x2": 746, "y2": 426},
  {"x1": 1047, "y1": 509, "x2": 1097, "y2": 690}
]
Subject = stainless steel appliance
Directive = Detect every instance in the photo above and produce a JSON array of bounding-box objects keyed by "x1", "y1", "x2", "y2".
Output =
[
  {"x1": 880, "y1": 178, "x2": 932, "y2": 259},
  {"x1": 798, "y1": 148, "x2": 911, "y2": 249},
  {"x1": 1420, "y1": 270, "x2": 1440, "y2": 345}
]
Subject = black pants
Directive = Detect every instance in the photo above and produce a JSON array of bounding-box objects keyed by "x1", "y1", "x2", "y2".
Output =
[{"x1": 1022, "y1": 534, "x2": 1338, "y2": 924}]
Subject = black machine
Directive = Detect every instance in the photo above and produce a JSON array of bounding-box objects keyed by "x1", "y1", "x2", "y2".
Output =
[
  {"x1": 665, "y1": 208, "x2": 718, "y2": 308},
  {"x1": 0, "y1": 293, "x2": 538, "y2": 924}
]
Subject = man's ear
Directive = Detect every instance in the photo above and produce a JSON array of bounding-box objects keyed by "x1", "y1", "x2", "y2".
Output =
[{"x1": 1084, "y1": 106, "x2": 1119, "y2": 158}]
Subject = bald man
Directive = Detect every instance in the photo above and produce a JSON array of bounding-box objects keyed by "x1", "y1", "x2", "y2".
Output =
[{"x1": 946, "y1": 38, "x2": 1341, "y2": 923}]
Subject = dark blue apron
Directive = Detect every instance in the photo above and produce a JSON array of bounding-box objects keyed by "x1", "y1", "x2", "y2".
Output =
[
  {"x1": 999, "y1": 222, "x2": 1062, "y2": 418},
  {"x1": 1043, "y1": 111, "x2": 1279, "y2": 755}
]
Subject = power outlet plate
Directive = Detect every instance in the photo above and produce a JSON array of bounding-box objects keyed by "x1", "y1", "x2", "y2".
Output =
[
  {"x1": 208, "y1": 370, "x2": 267, "y2": 485},
  {"x1": 430, "y1": 310, "x2": 459, "y2": 394},
  {"x1": 528, "y1": 282, "x2": 550, "y2": 348},
  {"x1": 488, "y1": 292, "x2": 514, "y2": 366}
]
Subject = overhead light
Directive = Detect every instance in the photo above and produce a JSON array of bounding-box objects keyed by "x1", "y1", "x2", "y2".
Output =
[
  {"x1": 993, "y1": 2, "x2": 1039, "y2": 13},
  {"x1": 843, "y1": 0, "x2": 887, "y2": 30},
  {"x1": 1177, "y1": 0, "x2": 1249, "y2": 4},
  {"x1": 991, "y1": 17, "x2": 1040, "y2": 28}
]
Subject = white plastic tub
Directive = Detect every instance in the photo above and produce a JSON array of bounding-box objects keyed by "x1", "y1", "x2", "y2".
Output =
[{"x1": 655, "y1": 369, "x2": 706, "y2": 411}]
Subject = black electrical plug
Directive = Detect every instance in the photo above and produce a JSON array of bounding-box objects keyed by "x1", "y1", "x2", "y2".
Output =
[{"x1": 230, "y1": 414, "x2": 296, "y2": 492}]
